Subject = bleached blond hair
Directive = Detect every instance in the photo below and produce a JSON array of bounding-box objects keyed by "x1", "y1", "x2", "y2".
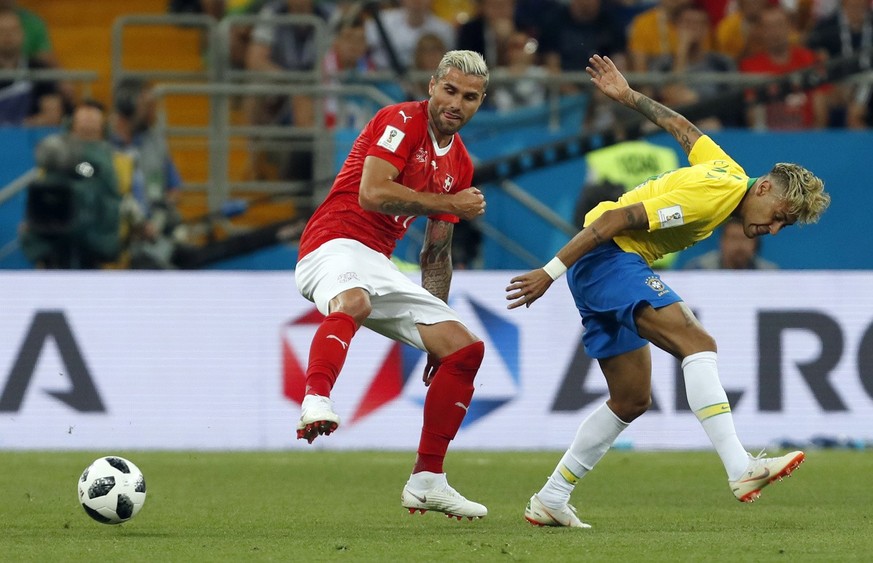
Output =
[
  {"x1": 435, "y1": 50, "x2": 489, "y2": 90},
  {"x1": 768, "y1": 163, "x2": 830, "y2": 224}
]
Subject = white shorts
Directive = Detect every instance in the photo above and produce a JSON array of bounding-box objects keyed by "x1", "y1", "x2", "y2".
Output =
[{"x1": 295, "y1": 238, "x2": 464, "y2": 351}]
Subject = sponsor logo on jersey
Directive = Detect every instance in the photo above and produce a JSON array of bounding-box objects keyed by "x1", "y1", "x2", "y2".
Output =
[
  {"x1": 377, "y1": 126, "x2": 405, "y2": 152},
  {"x1": 399, "y1": 110, "x2": 412, "y2": 123},
  {"x1": 657, "y1": 204, "x2": 684, "y2": 228}
]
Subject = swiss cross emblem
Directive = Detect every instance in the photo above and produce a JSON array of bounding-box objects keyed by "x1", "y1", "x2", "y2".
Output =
[{"x1": 443, "y1": 175, "x2": 454, "y2": 191}]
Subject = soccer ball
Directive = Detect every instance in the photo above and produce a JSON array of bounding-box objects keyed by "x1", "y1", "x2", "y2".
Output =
[{"x1": 77, "y1": 456, "x2": 147, "y2": 525}]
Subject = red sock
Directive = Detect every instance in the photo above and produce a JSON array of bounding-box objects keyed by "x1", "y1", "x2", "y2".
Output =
[
  {"x1": 305, "y1": 312, "x2": 358, "y2": 397},
  {"x1": 413, "y1": 341, "x2": 485, "y2": 474}
]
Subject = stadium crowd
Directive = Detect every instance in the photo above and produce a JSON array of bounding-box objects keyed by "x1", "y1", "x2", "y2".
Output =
[
  {"x1": 7, "y1": 0, "x2": 871, "y2": 137},
  {"x1": 218, "y1": 0, "x2": 873, "y2": 134},
  {"x1": 4, "y1": 0, "x2": 872, "y2": 269}
]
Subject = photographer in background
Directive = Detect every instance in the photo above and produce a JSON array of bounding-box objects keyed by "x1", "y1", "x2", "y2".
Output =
[
  {"x1": 110, "y1": 79, "x2": 186, "y2": 269},
  {"x1": 19, "y1": 100, "x2": 121, "y2": 269}
]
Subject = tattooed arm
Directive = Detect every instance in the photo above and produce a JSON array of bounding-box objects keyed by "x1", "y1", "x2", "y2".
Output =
[
  {"x1": 586, "y1": 55, "x2": 703, "y2": 156},
  {"x1": 418, "y1": 218, "x2": 454, "y2": 386},
  {"x1": 359, "y1": 156, "x2": 485, "y2": 220},
  {"x1": 420, "y1": 219, "x2": 454, "y2": 302}
]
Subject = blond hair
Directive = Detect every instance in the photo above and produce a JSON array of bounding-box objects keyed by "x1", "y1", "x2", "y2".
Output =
[
  {"x1": 768, "y1": 163, "x2": 830, "y2": 224},
  {"x1": 435, "y1": 50, "x2": 489, "y2": 90}
]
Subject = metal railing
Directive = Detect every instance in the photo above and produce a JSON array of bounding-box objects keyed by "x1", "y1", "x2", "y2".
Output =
[
  {"x1": 104, "y1": 12, "x2": 873, "y2": 266},
  {"x1": 110, "y1": 13, "x2": 219, "y2": 90},
  {"x1": 0, "y1": 68, "x2": 99, "y2": 87},
  {"x1": 151, "y1": 81, "x2": 396, "y2": 212}
]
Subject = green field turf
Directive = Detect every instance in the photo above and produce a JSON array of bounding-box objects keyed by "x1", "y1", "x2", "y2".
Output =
[{"x1": 1, "y1": 449, "x2": 870, "y2": 562}]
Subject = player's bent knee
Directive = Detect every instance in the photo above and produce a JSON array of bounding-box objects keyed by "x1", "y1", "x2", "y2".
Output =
[
  {"x1": 444, "y1": 340, "x2": 485, "y2": 375},
  {"x1": 610, "y1": 395, "x2": 651, "y2": 422},
  {"x1": 684, "y1": 331, "x2": 717, "y2": 356},
  {"x1": 330, "y1": 290, "x2": 372, "y2": 323}
]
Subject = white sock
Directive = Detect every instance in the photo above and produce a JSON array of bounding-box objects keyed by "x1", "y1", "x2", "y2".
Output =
[
  {"x1": 682, "y1": 351, "x2": 749, "y2": 480},
  {"x1": 407, "y1": 471, "x2": 445, "y2": 491},
  {"x1": 537, "y1": 403, "x2": 628, "y2": 508}
]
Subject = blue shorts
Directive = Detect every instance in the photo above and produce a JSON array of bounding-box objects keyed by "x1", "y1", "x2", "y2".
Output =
[{"x1": 567, "y1": 241, "x2": 683, "y2": 359}]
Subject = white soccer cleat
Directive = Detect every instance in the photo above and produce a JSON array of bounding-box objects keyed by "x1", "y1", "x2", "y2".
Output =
[
  {"x1": 401, "y1": 474, "x2": 487, "y2": 520},
  {"x1": 296, "y1": 394, "x2": 340, "y2": 444},
  {"x1": 524, "y1": 494, "x2": 591, "y2": 528},
  {"x1": 730, "y1": 450, "x2": 805, "y2": 503}
]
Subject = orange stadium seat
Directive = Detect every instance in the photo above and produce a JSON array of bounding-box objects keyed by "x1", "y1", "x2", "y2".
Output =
[{"x1": 19, "y1": 0, "x2": 284, "y2": 231}]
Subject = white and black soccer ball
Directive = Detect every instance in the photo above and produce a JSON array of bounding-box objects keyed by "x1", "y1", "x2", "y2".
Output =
[{"x1": 77, "y1": 456, "x2": 147, "y2": 525}]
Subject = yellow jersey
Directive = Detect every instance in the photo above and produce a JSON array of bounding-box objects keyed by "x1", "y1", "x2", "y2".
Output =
[{"x1": 584, "y1": 135, "x2": 752, "y2": 265}]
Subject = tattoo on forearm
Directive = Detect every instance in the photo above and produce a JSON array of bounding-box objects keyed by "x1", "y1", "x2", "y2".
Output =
[
  {"x1": 590, "y1": 225, "x2": 605, "y2": 245},
  {"x1": 630, "y1": 92, "x2": 701, "y2": 154},
  {"x1": 422, "y1": 265, "x2": 451, "y2": 303},
  {"x1": 676, "y1": 126, "x2": 698, "y2": 154},
  {"x1": 421, "y1": 222, "x2": 453, "y2": 302},
  {"x1": 633, "y1": 94, "x2": 677, "y2": 125},
  {"x1": 380, "y1": 200, "x2": 432, "y2": 216}
]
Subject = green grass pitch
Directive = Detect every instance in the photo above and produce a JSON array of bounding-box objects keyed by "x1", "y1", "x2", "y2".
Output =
[{"x1": 1, "y1": 449, "x2": 871, "y2": 561}]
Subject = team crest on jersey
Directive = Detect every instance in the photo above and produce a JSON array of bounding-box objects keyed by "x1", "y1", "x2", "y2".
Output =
[
  {"x1": 645, "y1": 276, "x2": 670, "y2": 296},
  {"x1": 443, "y1": 174, "x2": 454, "y2": 191},
  {"x1": 377, "y1": 125, "x2": 405, "y2": 152},
  {"x1": 414, "y1": 147, "x2": 428, "y2": 163}
]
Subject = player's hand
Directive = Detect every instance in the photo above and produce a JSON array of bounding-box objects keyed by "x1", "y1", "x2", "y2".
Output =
[
  {"x1": 505, "y1": 268, "x2": 554, "y2": 310},
  {"x1": 586, "y1": 55, "x2": 630, "y2": 103},
  {"x1": 422, "y1": 353, "x2": 441, "y2": 387},
  {"x1": 452, "y1": 187, "x2": 486, "y2": 221}
]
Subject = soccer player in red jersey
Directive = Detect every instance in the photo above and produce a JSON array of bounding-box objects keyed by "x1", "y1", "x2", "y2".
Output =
[{"x1": 294, "y1": 50, "x2": 489, "y2": 519}]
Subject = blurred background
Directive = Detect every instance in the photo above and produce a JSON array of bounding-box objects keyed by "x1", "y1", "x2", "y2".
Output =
[{"x1": 0, "y1": 0, "x2": 870, "y2": 272}]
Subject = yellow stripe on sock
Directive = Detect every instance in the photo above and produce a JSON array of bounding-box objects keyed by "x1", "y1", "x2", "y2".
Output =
[
  {"x1": 558, "y1": 464, "x2": 580, "y2": 485},
  {"x1": 695, "y1": 402, "x2": 731, "y2": 422}
]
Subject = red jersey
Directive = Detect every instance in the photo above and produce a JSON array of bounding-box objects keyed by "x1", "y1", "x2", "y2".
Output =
[
  {"x1": 739, "y1": 47, "x2": 826, "y2": 130},
  {"x1": 298, "y1": 100, "x2": 475, "y2": 259}
]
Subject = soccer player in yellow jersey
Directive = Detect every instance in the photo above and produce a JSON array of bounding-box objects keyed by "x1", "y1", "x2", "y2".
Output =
[{"x1": 506, "y1": 54, "x2": 831, "y2": 528}]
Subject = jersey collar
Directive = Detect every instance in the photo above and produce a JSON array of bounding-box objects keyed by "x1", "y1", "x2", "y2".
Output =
[
  {"x1": 746, "y1": 176, "x2": 758, "y2": 191},
  {"x1": 427, "y1": 124, "x2": 453, "y2": 157}
]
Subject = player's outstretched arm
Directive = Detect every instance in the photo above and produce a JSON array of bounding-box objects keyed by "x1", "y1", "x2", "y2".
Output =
[
  {"x1": 506, "y1": 202, "x2": 649, "y2": 309},
  {"x1": 586, "y1": 55, "x2": 703, "y2": 156}
]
